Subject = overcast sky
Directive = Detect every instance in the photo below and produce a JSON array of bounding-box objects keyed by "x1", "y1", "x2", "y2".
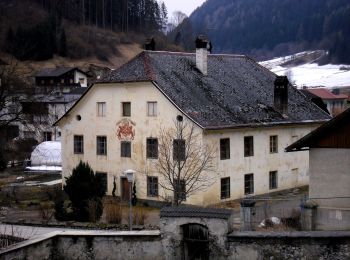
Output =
[{"x1": 162, "y1": 0, "x2": 206, "y2": 18}]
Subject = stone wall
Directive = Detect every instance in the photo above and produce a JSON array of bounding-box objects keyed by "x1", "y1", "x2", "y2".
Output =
[
  {"x1": 1, "y1": 227, "x2": 350, "y2": 259},
  {"x1": 227, "y1": 231, "x2": 350, "y2": 259},
  {"x1": 1, "y1": 231, "x2": 164, "y2": 260}
]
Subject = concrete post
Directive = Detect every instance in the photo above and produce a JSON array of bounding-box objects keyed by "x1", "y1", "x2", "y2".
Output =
[
  {"x1": 240, "y1": 200, "x2": 256, "y2": 231},
  {"x1": 300, "y1": 200, "x2": 318, "y2": 231}
]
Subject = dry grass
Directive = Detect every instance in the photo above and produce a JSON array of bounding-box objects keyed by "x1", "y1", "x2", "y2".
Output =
[
  {"x1": 132, "y1": 207, "x2": 146, "y2": 225},
  {"x1": 39, "y1": 202, "x2": 54, "y2": 223},
  {"x1": 105, "y1": 203, "x2": 123, "y2": 224}
]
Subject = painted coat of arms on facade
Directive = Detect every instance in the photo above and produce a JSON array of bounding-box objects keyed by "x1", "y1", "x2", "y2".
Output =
[{"x1": 116, "y1": 119, "x2": 136, "y2": 140}]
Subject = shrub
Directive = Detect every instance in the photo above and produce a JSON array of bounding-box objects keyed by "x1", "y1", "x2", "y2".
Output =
[
  {"x1": 39, "y1": 202, "x2": 54, "y2": 223},
  {"x1": 54, "y1": 197, "x2": 71, "y2": 221},
  {"x1": 105, "y1": 203, "x2": 123, "y2": 224},
  {"x1": 64, "y1": 161, "x2": 106, "y2": 222}
]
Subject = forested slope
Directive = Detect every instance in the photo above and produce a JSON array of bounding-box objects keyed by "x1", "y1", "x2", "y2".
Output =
[{"x1": 172, "y1": 0, "x2": 350, "y2": 63}]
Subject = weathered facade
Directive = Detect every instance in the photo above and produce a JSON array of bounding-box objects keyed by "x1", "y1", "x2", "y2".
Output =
[
  {"x1": 56, "y1": 41, "x2": 330, "y2": 205},
  {"x1": 286, "y1": 108, "x2": 350, "y2": 230}
]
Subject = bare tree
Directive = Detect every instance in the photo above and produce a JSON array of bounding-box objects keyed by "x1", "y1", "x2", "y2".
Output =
[
  {"x1": 0, "y1": 60, "x2": 31, "y2": 129},
  {"x1": 155, "y1": 119, "x2": 216, "y2": 205},
  {"x1": 171, "y1": 11, "x2": 187, "y2": 27}
]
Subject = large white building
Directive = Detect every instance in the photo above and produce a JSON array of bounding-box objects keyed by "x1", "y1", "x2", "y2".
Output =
[{"x1": 56, "y1": 38, "x2": 330, "y2": 206}]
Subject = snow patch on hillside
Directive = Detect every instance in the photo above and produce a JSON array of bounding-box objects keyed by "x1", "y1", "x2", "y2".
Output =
[{"x1": 260, "y1": 51, "x2": 350, "y2": 88}]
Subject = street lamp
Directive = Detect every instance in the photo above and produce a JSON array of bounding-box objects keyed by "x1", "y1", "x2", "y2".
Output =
[{"x1": 124, "y1": 169, "x2": 135, "y2": 231}]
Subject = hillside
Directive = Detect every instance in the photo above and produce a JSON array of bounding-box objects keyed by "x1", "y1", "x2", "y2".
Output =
[
  {"x1": 172, "y1": 0, "x2": 350, "y2": 64},
  {"x1": 0, "y1": 0, "x2": 179, "y2": 77}
]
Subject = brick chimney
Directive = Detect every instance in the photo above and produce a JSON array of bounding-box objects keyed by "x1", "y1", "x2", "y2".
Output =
[
  {"x1": 195, "y1": 36, "x2": 210, "y2": 75},
  {"x1": 274, "y1": 76, "x2": 289, "y2": 113}
]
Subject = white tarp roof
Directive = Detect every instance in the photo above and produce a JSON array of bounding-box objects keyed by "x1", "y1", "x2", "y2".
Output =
[{"x1": 30, "y1": 141, "x2": 61, "y2": 166}]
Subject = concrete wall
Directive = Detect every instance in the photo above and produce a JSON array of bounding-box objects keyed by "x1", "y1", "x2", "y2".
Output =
[
  {"x1": 309, "y1": 148, "x2": 350, "y2": 230},
  {"x1": 310, "y1": 148, "x2": 350, "y2": 208},
  {"x1": 58, "y1": 81, "x2": 320, "y2": 205}
]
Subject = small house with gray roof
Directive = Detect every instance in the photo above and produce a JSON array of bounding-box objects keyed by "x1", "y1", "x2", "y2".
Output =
[
  {"x1": 55, "y1": 38, "x2": 330, "y2": 205},
  {"x1": 34, "y1": 67, "x2": 89, "y2": 92}
]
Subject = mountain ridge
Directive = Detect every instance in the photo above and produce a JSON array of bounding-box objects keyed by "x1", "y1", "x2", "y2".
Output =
[{"x1": 173, "y1": 0, "x2": 350, "y2": 64}]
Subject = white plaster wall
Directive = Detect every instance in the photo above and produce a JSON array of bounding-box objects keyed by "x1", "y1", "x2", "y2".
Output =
[
  {"x1": 74, "y1": 71, "x2": 87, "y2": 87},
  {"x1": 59, "y1": 81, "x2": 320, "y2": 206},
  {"x1": 309, "y1": 148, "x2": 350, "y2": 208},
  {"x1": 201, "y1": 125, "x2": 317, "y2": 205},
  {"x1": 59, "y1": 82, "x2": 205, "y2": 205}
]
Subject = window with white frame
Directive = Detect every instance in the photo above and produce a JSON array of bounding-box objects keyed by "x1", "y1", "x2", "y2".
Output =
[
  {"x1": 146, "y1": 138, "x2": 158, "y2": 159},
  {"x1": 244, "y1": 136, "x2": 254, "y2": 157},
  {"x1": 96, "y1": 136, "x2": 107, "y2": 155},
  {"x1": 74, "y1": 135, "x2": 84, "y2": 154},
  {"x1": 97, "y1": 102, "x2": 106, "y2": 117},
  {"x1": 147, "y1": 102, "x2": 157, "y2": 116},
  {"x1": 269, "y1": 135, "x2": 278, "y2": 153},
  {"x1": 122, "y1": 102, "x2": 131, "y2": 117},
  {"x1": 121, "y1": 141, "x2": 131, "y2": 158},
  {"x1": 221, "y1": 177, "x2": 230, "y2": 199},
  {"x1": 147, "y1": 176, "x2": 158, "y2": 197},
  {"x1": 244, "y1": 173, "x2": 254, "y2": 195},
  {"x1": 269, "y1": 171, "x2": 278, "y2": 190},
  {"x1": 220, "y1": 138, "x2": 230, "y2": 160}
]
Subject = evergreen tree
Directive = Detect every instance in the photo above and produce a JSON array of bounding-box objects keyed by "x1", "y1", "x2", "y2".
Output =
[{"x1": 64, "y1": 161, "x2": 106, "y2": 222}]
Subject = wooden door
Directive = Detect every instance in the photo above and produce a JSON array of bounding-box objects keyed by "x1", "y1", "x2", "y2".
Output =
[{"x1": 121, "y1": 177, "x2": 130, "y2": 201}]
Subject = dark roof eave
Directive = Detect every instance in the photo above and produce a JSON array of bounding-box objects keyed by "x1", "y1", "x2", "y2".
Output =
[
  {"x1": 285, "y1": 108, "x2": 350, "y2": 152},
  {"x1": 96, "y1": 79, "x2": 151, "y2": 84},
  {"x1": 204, "y1": 119, "x2": 328, "y2": 131}
]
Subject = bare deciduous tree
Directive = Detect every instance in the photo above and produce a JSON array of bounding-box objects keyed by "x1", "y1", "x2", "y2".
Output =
[
  {"x1": 171, "y1": 11, "x2": 187, "y2": 27},
  {"x1": 0, "y1": 60, "x2": 31, "y2": 129},
  {"x1": 155, "y1": 119, "x2": 216, "y2": 205}
]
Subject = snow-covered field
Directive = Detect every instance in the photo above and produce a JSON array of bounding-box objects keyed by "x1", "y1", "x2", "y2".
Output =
[{"x1": 260, "y1": 51, "x2": 350, "y2": 88}]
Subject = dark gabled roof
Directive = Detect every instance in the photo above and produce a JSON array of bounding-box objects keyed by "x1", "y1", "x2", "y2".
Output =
[
  {"x1": 98, "y1": 51, "x2": 330, "y2": 128},
  {"x1": 160, "y1": 206, "x2": 231, "y2": 219},
  {"x1": 34, "y1": 67, "x2": 88, "y2": 77},
  {"x1": 286, "y1": 108, "x2": 350, "y2": 152}
]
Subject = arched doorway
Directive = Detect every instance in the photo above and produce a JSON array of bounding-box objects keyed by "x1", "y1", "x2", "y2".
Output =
[{"x1": 182, "y1": 223, "x2": 209, "y2": 260}]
